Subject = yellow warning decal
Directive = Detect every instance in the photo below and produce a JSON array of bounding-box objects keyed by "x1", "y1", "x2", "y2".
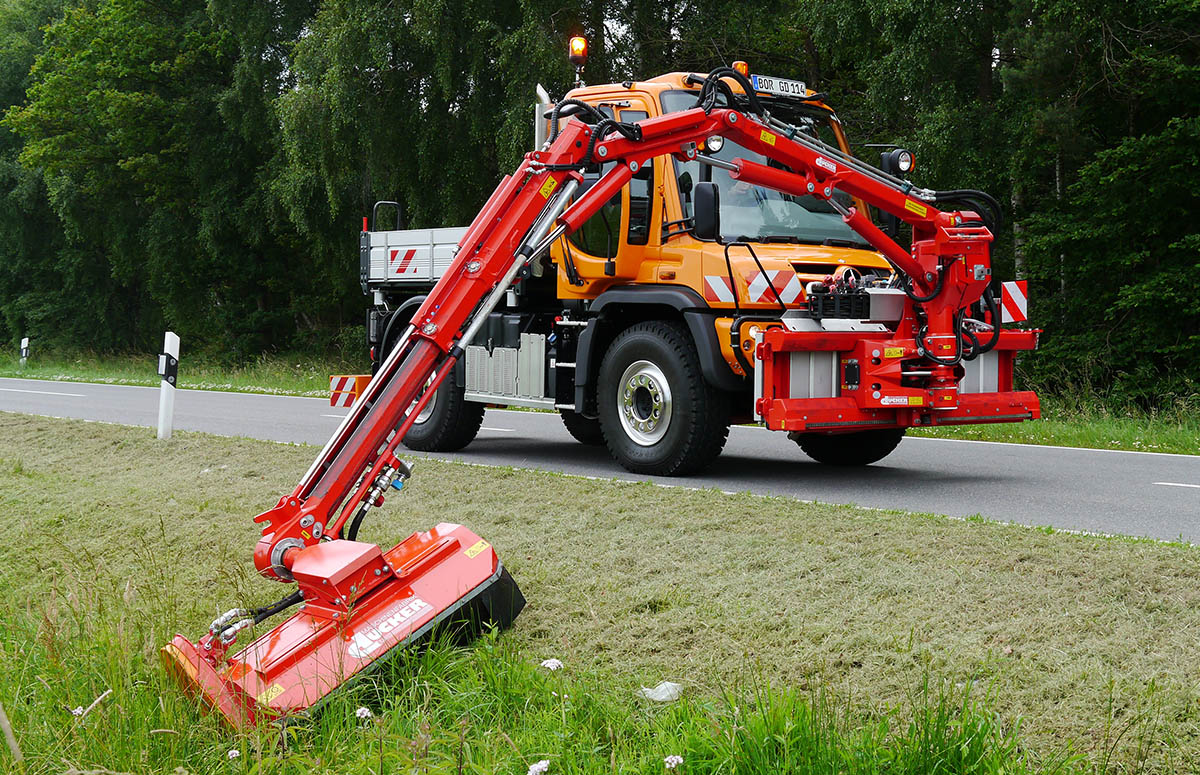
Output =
[
  {"x1": 259, "y1": 683, "x2": 285, "y2": 706},
  {"x1": 883, "y1": 347, "x2": 905, "y2": 358},
  {"x1": 539, "y1": 176, "x2": 558, "y2": 199},
  {"x1": 904, "y1": 199, "x2": 928, "y2": 217},
  {"x1": 465, "y1": 539, "x2": 490, "y2": 559},
  {"x1": 908, "y1": 396, "x2": 924, "y2": 406},
  {"x1": 760, "y1": 130, "x2": 776, "y2": 146}
]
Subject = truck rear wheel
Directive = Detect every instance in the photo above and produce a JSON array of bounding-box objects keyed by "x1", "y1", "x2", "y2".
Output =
[
  {"x1": 597, "y1": 321, "x2": 730, "y2": 476},
  {"x1": 401, "y1": 368, "x2": 484, "y2": 452},
  {"x1": 560, "y1": 410, "x2": 604, "y2": 445},
  {"x1": 789, "y1": 428, "x2": 906, "y2": 466}
]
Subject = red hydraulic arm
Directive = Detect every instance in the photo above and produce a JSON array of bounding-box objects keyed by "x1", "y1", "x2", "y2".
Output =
[{"x1": 165, "y1": 69, "x2": 1010, "y2": 726}]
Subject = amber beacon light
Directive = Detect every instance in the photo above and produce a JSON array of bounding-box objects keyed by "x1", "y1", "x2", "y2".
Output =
[{"x1": 568, "y1": 36, "x2": 588, "y2": 67}]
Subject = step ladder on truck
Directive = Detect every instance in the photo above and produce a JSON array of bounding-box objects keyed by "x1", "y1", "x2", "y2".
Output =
[{"x1": 163, "y1": 51, "x2": 1038, "y2": 728}]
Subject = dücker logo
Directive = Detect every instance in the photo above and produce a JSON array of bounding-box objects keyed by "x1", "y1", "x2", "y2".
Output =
[{"x1": 346, "y1": 597, "x2": 432, "y2": 659}]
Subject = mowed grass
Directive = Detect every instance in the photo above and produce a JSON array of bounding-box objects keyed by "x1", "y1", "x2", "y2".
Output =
[{"x1": 1, "y1": 416, "x2": 1198, "y2": 772}]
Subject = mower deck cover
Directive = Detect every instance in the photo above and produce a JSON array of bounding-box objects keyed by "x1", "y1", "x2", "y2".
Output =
[{"x1": 162, "y1": 523, "x2": 523, "y2": 727}]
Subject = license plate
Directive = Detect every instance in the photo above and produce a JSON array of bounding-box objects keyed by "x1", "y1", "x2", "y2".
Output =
[{"x1": 750, "y1": 74, "x2": 808, "y2": 97}]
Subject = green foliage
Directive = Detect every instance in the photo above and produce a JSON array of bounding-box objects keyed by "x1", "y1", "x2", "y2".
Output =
[{"x1": 0, "y1": 0, "x2": 1196, "y2": 403}]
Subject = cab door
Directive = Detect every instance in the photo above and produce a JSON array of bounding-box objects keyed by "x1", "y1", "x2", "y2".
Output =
[{"x1": 553, "y1": 98, "x2": 660, "y2": 296}]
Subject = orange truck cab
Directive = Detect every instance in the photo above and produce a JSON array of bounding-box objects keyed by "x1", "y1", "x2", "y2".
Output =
[{"x1": 346, "y1": 67, "x2": 1037, "y2": 476}]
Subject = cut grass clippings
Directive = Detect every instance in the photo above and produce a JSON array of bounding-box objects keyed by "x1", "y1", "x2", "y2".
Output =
[{"x1": 0, "y1": 413, "x2": 1197, "y2": 772}]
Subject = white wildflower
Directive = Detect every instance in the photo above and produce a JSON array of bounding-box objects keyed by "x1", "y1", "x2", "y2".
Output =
[
  {"x1": 70, "y1": 706, "x2": 84, "y2": 717},
  {"x1": 527, "y1": 760, "x2": 550, "y2": 775},
  {"x1": 227, "y1": 749, "x2": 240, "y2": 760},
  {"x1": 539, "y1": 658, "x2": 563, "y2": 671},
  {"x1": 355, "y1": 706, "x2": 373, "y2": 721},
  {"x1": 664, "y1": 754, "x2": 684, "y2": 770}
]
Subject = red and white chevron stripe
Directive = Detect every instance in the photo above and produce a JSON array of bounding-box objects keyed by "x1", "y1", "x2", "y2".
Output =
[
  {"x1": 389, "y1": 248, "x2": 418, "y2": 276},
  {"x1": 703, "y1": 275, "x2": 735, "y2": 303},
  {"x1": 329, "y1": 375, "x2": 357, "y2": 407},
  {"x1": 1000, "y1": 280, "x2": 1028, "y2": 323},
  {"x1": 745, "y1": 269, "x2": 804, "y2": 305}
]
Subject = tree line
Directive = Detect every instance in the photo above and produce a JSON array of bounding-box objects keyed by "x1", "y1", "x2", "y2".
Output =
[{"x1": 0, "y1": 0, "x2": 1196, "y2": 404}]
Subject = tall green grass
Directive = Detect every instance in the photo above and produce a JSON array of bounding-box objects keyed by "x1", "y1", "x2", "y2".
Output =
[{"x1": 0, "y1": 584, "x2": 1084, "y2": 775}]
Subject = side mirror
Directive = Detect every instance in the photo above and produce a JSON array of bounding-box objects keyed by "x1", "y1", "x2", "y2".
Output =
[
  {"x1": 692, "y1": 182, "x2": 721, "y2": 241},
  {"x1": 678, "y1": 171, "x2": 693, "y2": 198}
]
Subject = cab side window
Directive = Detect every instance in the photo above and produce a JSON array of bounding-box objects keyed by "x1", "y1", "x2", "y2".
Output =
[
  {"x1": 623, "y1": 110, "x2": 652, "y2": 246},
  {"x1": 567, "y1": 106, "x2": 620, "y2": 259},
  {"x1": 568, "y1": 163, "x2": 621, "y2": 258}
]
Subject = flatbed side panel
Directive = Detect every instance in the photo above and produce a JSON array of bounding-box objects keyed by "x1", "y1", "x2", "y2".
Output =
[{"x1": 367, "y1": 227, "x2": 469, "y2": 286}]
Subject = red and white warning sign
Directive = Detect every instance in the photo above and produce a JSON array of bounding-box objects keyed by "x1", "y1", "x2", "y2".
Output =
[
  {"x1": 745, "y1": 270, "x2": 804, "y2": 304},
  {"x1": 389, "y1": 248, "x2": 418, "y2": 276},
  {"x1": 330, "y1": 375, "x2": 360, "y2": 407},
  {"x1": 703, "y1": 275, "x2": 735, "y2": 303},
  {"x1": 1000, "y1": 280, "x2": 1028, "y2": 323}
]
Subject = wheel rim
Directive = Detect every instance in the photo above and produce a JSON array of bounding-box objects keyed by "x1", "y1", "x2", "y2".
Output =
[
  {"x1": 410, "y1": 376, "x2": 436, "y2": 425},
  {"x1": 616, "y1": 359, "x2": 672, "y2": 446}
]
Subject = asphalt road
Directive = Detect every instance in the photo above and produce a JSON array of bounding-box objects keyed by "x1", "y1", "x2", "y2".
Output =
[{"x1": 2, "y1": 377, "x2": 1197, "y2": 541}]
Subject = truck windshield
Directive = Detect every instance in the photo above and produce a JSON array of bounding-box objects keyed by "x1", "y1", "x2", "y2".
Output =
[{"x1": 661, "y1": 90, "x2": 870, "y2": 249}]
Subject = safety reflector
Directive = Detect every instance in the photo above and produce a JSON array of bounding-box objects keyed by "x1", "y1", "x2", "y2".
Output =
[
  {"x1": 330, "y1": 374, "x2": 370, "y2": 407},
  {"x1": 703, "y1": 275, "x2": 735, "y2": 303},
  {"x1": 745, "y1": 270, "x2": 804, "y2": 305},
  {"x1": 1000, "y1": 280, "x2": 1028, "y2": 324}
]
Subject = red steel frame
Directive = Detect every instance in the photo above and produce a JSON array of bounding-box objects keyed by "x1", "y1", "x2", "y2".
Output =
[{"x1": 164, "y1": 96, "x2": 1038, "y2": 726}]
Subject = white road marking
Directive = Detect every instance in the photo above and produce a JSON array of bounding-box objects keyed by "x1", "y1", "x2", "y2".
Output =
[
  {"x1": 320, "y1": 414, "x2": 345, "y2": 419},
  {"x1": 909, "y1": 435, "x2": 1199, "y2": 459},
  {"x1": 1154, "y1": 482, "x2": 1200, "y2": 489},
  {"x1": 480, "y1": 426, "x2": 515, "y2": 433},
  {"x1": 0, "y1": 387, "x2": 85, "y2": 397}
]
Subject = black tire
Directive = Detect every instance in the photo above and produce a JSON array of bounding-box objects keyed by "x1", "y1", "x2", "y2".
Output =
[
  {"x1": 560, "y1": 410, "x2": 605, "y2": 445},
  {"x1": 401, "y1": 367, "x2": 484, "y2": 452},
  {"x1": 597, "y1": 321, "x2": 730, "y2": 476},
  {"x1": 790, "y1": 428, "x2": 906, "y2": 466}
]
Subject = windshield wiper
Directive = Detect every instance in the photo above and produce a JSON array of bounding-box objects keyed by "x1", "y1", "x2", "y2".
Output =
[
  {"x1": 822, "y1": 238, "x2": 870, "y2": 249},
  {"x1": 755, "y1": 235, "x2": 823, "y2": 245}
]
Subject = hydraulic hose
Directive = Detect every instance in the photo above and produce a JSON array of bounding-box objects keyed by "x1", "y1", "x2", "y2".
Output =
[
  {"x1": 694, "y1": 67, "x2": 766, "y2": 116},
  {"x1": 903, "y1": 265, "x2": 945, "y2": 302},
  {"x1": 548, "y1": 99, "x2": 605, "y2": 143},
  {"x1": 251, "y1": 590, "x2": 303, "y2": 625},
  {"x1": 964, "y1": 286, "x2": 1002, "y2": 358},
  {"x1": 933, "y1": 189, "x2": 1003, "y2": 230}
]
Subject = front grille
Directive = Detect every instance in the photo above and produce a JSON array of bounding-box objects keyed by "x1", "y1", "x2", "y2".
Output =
[
  {"x1": 808, "y1": 292, "x2": 871, "y2": 319},
  {"x1": 791, "y1": 263, "x2": 843, "y2": 276}
]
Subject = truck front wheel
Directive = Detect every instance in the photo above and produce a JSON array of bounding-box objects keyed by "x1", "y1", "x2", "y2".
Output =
[
  {"x1": 789, "y1": 428, "x2": 906, "y2": 466},
  {"x1": 401, "y1": 368, "x2": 484, "y2": 452},
  {"x1": 560, "y1": 410, "x2": 605, "y2": 445},
  {"x1": 597, "y1": 321, "x2": 730, "y2": 476}
]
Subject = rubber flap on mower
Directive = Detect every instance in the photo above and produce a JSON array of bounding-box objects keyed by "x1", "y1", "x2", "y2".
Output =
[{"x1": 162, "y1": 522, "x2": 524, "y2": 727}]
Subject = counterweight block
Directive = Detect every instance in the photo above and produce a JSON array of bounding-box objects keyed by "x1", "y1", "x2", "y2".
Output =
[{"x1": 162, "y1": 523, "x2": 524, "y2": 727}]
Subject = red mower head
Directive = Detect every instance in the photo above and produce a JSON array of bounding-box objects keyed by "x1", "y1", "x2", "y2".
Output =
[{"x1": 162, "y1": 523, "x2": 523, "y2": 727}]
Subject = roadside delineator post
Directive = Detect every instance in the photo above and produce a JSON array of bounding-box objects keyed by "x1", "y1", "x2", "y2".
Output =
[
  {"x1": 19, "y1": 337, "x2": 29, "y2": 368},
  {"x1": 157, "y1": 331, "x2": 180, "y2": 440}
]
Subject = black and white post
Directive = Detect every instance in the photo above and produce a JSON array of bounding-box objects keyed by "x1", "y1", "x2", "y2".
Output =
[
  {"x1": 19, "y1": 337, "x2": 28, "y2": 367},
  {"x1": 157, "y1": 331, "x2": 179, "y2": 440}
]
